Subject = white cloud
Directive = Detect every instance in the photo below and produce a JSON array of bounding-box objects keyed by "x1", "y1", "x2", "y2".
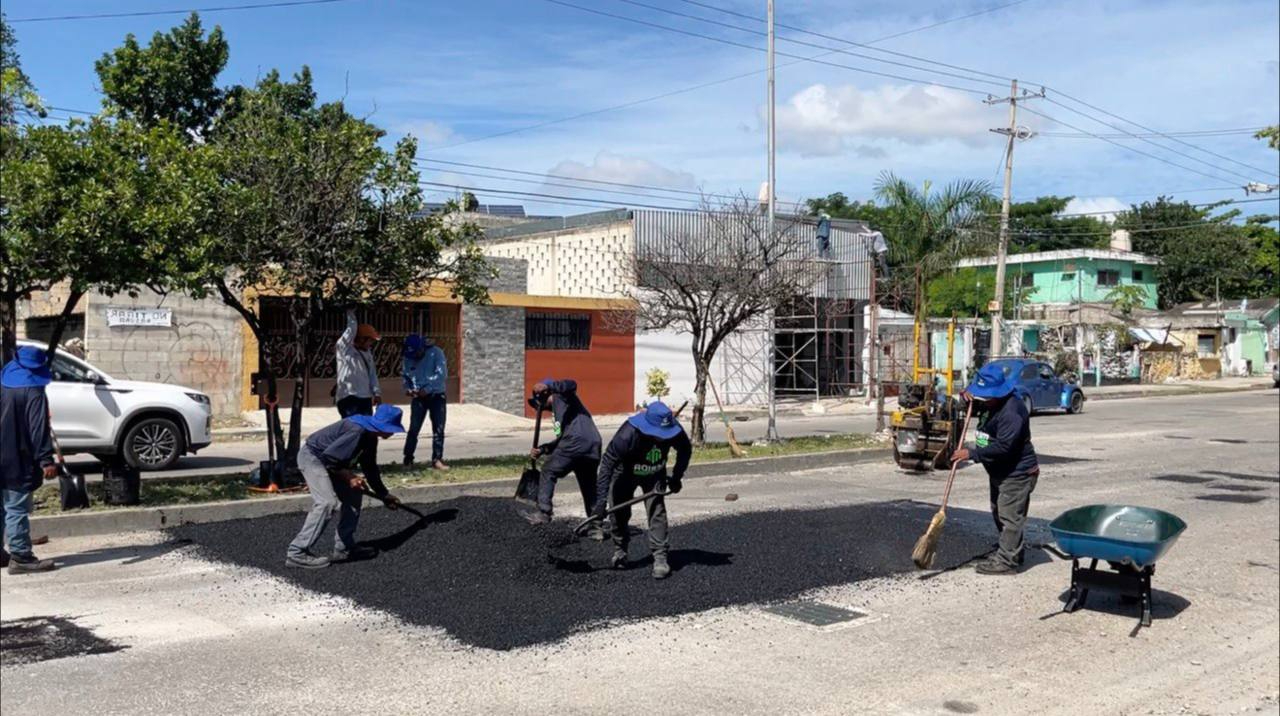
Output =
[
  {"x1": 402, "y1": 121, "x2": 456, "y2": 146},
  {"x1": 546, "y1": 152, "x2": 699, "y2": 192},
  {"x1": 773, "y1": 83, "x2": 995, "y2": 157},
  {"x1": 1062, "y1": 196, "x2": 1129, "y2": 221}
]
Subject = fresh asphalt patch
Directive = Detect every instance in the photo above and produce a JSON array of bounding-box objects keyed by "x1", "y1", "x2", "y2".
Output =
[
  {"x1": 172, "y1": 497, "x2": 995, "y2": 651},
  {"x1": 1, "y1": 616, "x2": 125, "y2": 666}
]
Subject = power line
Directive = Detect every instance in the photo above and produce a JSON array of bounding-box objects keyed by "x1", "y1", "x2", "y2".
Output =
[
  {"x1": 420, "y1": 167, "x2": 709, "y2": 206},
  {"x1": 540, "y1": 0, "x2": 994, "y2": 96},
  {"x1": 417, "y1": 158, "x2": 744, "y2": 201},
  {"x1": 606, "y1": 0, "x2": 1007, "y2": 89},
  {"x1": 1041, "y1": 127, "x2": 1266, "y2": 139},
  {"x1": 1039, "y1": 97, "x2": 1270, "y2": 184},
  {"x1": 1043, "y1": 87, "x2": 1279, "y2": 179},
  {"x1": 9, "y1": 0, "x2": 360, "y2": 23}
]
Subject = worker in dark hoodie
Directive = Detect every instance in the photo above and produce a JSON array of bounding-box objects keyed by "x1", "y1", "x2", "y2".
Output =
[
  {"x1": 592, "y1": 401, "x2": 692, "y2": 580},
  {"x1": 0, "y1": 346, "x2": 59, "y2": 574},
  {"x1": 524, "y1": 378, "x2": 602, "y2": 529},
  {"x1": 285, "y1": 403, "x2": 405, "y2": 569},
  {"x1": 951, "y1": 362, "x2": 1040, "y2": 576}
]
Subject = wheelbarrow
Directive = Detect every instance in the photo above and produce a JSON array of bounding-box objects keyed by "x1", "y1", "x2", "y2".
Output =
[{"x1": 1049, "y1": 504, "x2": 1187, "y2": 628}]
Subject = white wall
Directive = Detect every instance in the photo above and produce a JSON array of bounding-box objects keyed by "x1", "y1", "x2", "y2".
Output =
[
  {"x1": 482, "y1": 221, "x2": 633, "y2": 298},
  {"x1": 633, "y1": 320, "x2": 768, "y2": 409}
]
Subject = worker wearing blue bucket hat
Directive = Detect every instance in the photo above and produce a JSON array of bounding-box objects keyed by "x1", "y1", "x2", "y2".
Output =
[
  {"x1": 591, "y1": 401, "x2": 692, "y2": 579},
  {"x1": 285, "y1": 404, "x2": 406, "y2": 569},
  {"x1": 951, "y1": 362, "x2": 1040, "y2": 576},
  {"x1": 1, "y1": 346, "x2": 59, "y2": 574}
]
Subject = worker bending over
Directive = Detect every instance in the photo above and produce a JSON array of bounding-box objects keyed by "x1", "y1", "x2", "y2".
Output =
[
  {"x1": 951, "y1": 362, "x2": 1040, "y2": 576},
  {"x1": 525, "y1": 379, "x2": 602, "y2": 528},
  {"x1": 593, "y1": 401, "x2": 692, "y2": 580},
  {"x1": 286, "y1": 404, "x2": 404, "y2": 569}
]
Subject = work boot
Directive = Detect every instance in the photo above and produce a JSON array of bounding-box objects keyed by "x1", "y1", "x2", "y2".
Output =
[
  {"x1": 7, "y1": 554, "x2": 56, "y2": 575},
  {"x1": 403, "y1": 456, "x2": 415, "y2": 467},
  {"x1": 975, "y1": 559, "x2": 1017, "y2": 576},
  {"x1": 610, "y1": 549, "x2": 628, "y2": 569},
  {"x1": 652, "y1": 553, "x2": 671, "y2": 580},
  {"x1": 524, "y1": 510, "x2": 552, "y2": 526},
  {"x1": 432, "y1": 460, "x2": 450, "y2": 472},
  {"x1": 285, "y1": 553, "x2": 331, "y2": 570},
  {"x1": 1, "y1": 549, "x2": 8, "y2": 569},
  {"x1": 331, "y1": 545, "x2": 378, "y2": 563}
]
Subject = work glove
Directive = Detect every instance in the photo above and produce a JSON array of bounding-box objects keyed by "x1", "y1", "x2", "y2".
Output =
[{"x1": 665, "y1": 478, "x2": 683, "y2": 495}]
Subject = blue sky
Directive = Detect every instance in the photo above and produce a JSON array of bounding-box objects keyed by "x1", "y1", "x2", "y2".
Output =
[{"x1": 8, "y1": 0, "x2": 1280, "y2": 218}]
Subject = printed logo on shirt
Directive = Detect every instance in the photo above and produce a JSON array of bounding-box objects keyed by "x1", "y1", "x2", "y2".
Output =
[
  {"x1": 975, "y1": 430, "x2": 991, "y2": 448},
  {"x1": 553, "y1": 420, "x2": 562, "y2": 437},
  {"x1": 634, "y1": 446, "x2": 665, "y2": 475}
]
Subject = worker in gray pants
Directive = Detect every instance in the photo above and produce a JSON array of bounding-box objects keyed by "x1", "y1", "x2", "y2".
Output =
[{"x1": 285, "y1": 404, "x2": 405, "y2": 569}]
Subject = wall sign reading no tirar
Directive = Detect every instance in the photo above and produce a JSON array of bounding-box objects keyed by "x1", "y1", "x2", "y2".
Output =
[{"x1": 106, "y1": 307, "x2": 172, "y2": 328}]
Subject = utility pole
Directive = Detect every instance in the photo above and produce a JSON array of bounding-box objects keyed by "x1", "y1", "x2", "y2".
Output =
[
  {"x1": 765, "y1": 0, "x2": 780, "y2": 441},
  {"x1": 985, "y1": 80, "x2": 1044, "y2": 357}
]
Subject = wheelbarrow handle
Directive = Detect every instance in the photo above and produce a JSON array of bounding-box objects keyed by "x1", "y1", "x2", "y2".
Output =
[
  {"x1": 572, "y1": 488, "x2": 671, "y2": 536},
  {"x1": 360, "y1": 488, "x2": 427, "y2": 520}
]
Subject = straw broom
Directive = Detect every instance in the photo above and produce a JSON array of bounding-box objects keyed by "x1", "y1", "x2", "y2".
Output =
[
  {"x1": 707, "y1": 376, "x2": 745, "y2": 458},
  {"x1": 912, "y1": 401, "x2": 975, "y2": 569}
]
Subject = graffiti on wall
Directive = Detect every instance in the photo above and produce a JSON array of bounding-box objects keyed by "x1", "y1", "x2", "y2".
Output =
[{"x1": 115, "y1": 320, "x2": 236, "y2": 393}]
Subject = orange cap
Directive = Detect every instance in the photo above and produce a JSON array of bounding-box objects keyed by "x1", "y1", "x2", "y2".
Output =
[{"x1": 356, "y1": 324, "x2": 380, "y2": 341}]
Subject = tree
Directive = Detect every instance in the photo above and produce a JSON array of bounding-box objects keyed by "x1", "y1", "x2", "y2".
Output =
[
  {"x1": 187, "y1": 68, "x2": 492, "y2": 458},
  {"x1": 622, "y1": 197, "x2": 824, "y2": 444},
  {"x1": 926, "y1": 267, "x2": 1038, "y2": 319},
  {"x1": 1104, "y1": 284, "x2": 1149, "y2": 317},
  {"x1": 0, "y1": 14, "x2": 44, "y2": 127},
  {"x1": 1004, "y1": 195, "x2": 1110, "y2": 253},
  {"x1": 1, "y1": 118, "x2": 222, "y2": 362},
  {"x1": 1117, "y1": 197, "x2": 1257, "y2": 308},
  {"x1": 95, "y1": 13, "x2": 228, "y2": 139},
  {"x1": 1256, "y1": 126, "x2": 1279, "y2": 150}
]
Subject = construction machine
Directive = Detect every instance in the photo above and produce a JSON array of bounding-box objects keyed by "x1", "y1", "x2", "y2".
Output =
[{"x1": 890, "y1": 316, "x2": 966, "y2": 471}]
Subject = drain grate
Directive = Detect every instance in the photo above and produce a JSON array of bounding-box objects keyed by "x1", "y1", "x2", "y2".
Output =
[{"x1": 762, "y1": 601, "x2": 868, "y2": 627}]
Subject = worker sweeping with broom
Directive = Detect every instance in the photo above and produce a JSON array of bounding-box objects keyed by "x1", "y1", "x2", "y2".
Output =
[{"x1": 922, "y1": 362, "x2": 1039, "y2": 576}]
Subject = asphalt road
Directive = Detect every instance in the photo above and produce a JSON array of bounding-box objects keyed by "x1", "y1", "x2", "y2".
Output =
[{"x1": 3, "y1": 389, "x2": 1277, "y2": 714}]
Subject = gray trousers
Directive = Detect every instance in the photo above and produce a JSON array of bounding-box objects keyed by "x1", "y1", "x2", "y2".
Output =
[
  {"x1": 989, "y1": 471, "x2": 1038, "y2": 567},
  {"x1": 610, "y1": 470, "x2": 669, "y2": 556},
  {"x1": 287, "y1": 449, "x2": 362, "y2": 558}
]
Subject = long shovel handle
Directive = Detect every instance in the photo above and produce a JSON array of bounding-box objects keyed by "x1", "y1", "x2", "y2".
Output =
[
  {"x1": 528, "y1": 396, "x2": 545, "y2": 469},
  {"x1": 939, "y1": 401, "x2": 976, "y2": 509},
  {"x1": 360, "y1": 488, "x2": 427, "y2": 520},
  {"x1": 573, "y1": 488, "x2": 671, "y2": 536}
]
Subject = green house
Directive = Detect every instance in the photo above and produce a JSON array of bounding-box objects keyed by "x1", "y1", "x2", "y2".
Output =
[{"x1": 955, "y1": 248, "x2": 1159, "y2": 309}]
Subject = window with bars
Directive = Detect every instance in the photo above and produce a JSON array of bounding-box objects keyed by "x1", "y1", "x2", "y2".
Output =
[
  {"x1": 1097, "y1": 269, "x2": 1121, "y2": 287},
  {"x1": 526, "y1": 312, "x2": 592, "y2": 350}
]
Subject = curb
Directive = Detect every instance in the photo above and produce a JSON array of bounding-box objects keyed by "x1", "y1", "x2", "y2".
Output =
[
  {"x1": 30, "y1": 447, "x2": 891, "y2": 538},
  {"x1": 1085, "y1": 383, "x2": 1273, "y2": 402}
]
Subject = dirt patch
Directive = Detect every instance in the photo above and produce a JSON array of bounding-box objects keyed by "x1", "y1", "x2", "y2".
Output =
[
  {"x1": 1, "y1": 616, "x2": 124, "y2": 666},
  {"x1": 173, "y1": 497, "x2": 994, "y2": 651}
]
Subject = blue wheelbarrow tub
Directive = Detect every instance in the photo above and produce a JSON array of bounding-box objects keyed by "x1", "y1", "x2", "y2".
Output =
[{"x1": 1049, "y1": 504, "x2": 1187, "y2": 569}]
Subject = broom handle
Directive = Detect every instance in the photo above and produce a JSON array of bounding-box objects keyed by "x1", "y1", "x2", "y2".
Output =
[
  {"x1": 707, "y1": 373, "x2": 731, "y2": 427},
  {"x1": 939, "y1": 401, "x2": 976, "y2": 509}
]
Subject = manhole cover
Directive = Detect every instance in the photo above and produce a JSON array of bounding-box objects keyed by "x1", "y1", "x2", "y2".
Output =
[{"x1": 762, "y1": 601, "x2": 868, "y2": 627}]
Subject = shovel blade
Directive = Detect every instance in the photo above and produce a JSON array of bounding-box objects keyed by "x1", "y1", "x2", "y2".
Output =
[
  {"x1": 515, "y1": 468, "x2": 541, "y2": 502},
  {"x1": 59, "y1": 472, "x2": 90, "y2": 510}
]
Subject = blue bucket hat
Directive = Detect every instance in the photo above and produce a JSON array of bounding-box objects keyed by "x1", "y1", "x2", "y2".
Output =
[
  {"x1": 2, "y1": 346, "x2": 53, "y2": 389},
  {"x1": 966, "y1": 362, "x2": 1018, "y2": 400},
  {"x1": 349, "y1": 404, "x2": 406, "y2": 435},
  {"x1": 628, "y1": 401, "x2": 683, "y2": 440}
]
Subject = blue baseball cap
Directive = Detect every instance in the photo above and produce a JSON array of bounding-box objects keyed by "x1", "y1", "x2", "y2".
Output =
[
  {"x1": 1, "y1": 346, "x2": 53, "y2": 388},
  {"x1": 403, "y1": 334, "x2": 427, "y2": 359},
  {"x1": 627, "y1": 401, "x2": 683, "y2": 440},
  {"x1": 966, "y1": 362, "x2": 1018, "y2": 399},
  {"x1": 349, "y1": 404, "x2": 406, "y2": 435}
]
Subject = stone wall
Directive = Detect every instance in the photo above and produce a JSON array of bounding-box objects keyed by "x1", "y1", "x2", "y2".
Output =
[
  {"x1": 83, "y1": 290, "x2": 244, "y2": 417},
  {"x1": 459, "y1": 255, "x2": 527, "y2": 415}
]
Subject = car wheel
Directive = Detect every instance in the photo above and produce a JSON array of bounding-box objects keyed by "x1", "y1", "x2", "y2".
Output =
[
  {"x1": 1023, "y1": 395, "x2": 1034, "y2": 416},
  {"x1": 1067, "y1": 390, "x2": 1084, "y2": 414},
  {"x1": 122, "y1": 417, "x2": 183, "y2": 471}
]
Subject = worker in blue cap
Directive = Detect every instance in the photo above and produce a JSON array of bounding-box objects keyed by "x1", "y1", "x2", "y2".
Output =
[
  {"x1": 951, "y1": 362, "x2": 1040, "y2": 576},
  {"x1": 524, "y1": 378, "x2": 603, "y2": 529},
  {"x1": 401, "y1": 333, "x2": 449, "y2": 470},
  {"x1": 1, "y1": 346, "x2": 59, "y2": 574},
  {"x1": 592, "y1": 401, "x2": 692, "y2": 579},
  {"x1": 285, "y1": 403, "x2": 406, "y2": 569}
]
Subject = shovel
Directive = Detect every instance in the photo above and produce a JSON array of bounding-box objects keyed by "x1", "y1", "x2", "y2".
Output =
[
  {"x1": 515, "y1": 396, "x2": 545, "y2": 502},
  {"x1": 572, "y1": 488, "x2": 670, "y2": 537},
  {"x1": 48, "y1": 408, "x2": 89, "y2": 510},
  {"x1": 360, "y1": 488, "x2": 428, "y2": 520}
]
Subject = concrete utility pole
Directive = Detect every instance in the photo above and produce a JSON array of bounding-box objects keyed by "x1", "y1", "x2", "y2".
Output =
[
  {"x1": 765, "y1": 0, "x2": 780, "y2": 441},
  {"x1": 985, "y1": 80, "x2": 1044, "y2": 357}
]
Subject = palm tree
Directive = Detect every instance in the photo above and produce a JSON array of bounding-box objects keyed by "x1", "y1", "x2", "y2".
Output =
[{"x1": 873, "y1": 171, "x2": 996, "y2": 283}]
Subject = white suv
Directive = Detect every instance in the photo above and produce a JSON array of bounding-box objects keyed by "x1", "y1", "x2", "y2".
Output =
[{"x1": 21, "y1": 340, "x2": 214, "y2": 471}]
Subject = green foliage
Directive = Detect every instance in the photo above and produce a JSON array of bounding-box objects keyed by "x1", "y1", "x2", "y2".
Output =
[
  {"x1": 1006, "y1": 195, "x2": 1109, "y2": 252},
  {"x1": 1104, "y1": 284, "x2": 1149, "y2": 316},
  {"x1": 95, "y1": 13, "x2": 228, "y2": 138},
  {"x1": 1242, "y1": 216, "x2": 1280, "y2": 298},
  {"x1": 1, "y1": 14, "x2": 45, "y2": 126},
  {"x1": 1256, "y1": 126, "x2": 1279, "y2": 150},
  {"x1": 645, "y1": 367, "x2": 671, "y2": 399},
  {"x1": 926, "y1": 268, "x2": 1038, "y2": 318}
]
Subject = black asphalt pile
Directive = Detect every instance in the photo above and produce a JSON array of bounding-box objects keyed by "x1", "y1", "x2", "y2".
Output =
[
  {"x1": 172, "y1": 497, "x2": 994, "y2": 650},
  {"x1": 1, "y1": 616, "x2": 125, "y2": 666}
]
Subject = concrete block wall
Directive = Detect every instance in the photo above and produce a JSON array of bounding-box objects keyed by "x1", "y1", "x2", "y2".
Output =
[
  {"x1": 461, "y1": 304, "x2": 525, "y2": 415},
  {"x1": 82, "y1": 289, "x2": 245, "y2": 417}
]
